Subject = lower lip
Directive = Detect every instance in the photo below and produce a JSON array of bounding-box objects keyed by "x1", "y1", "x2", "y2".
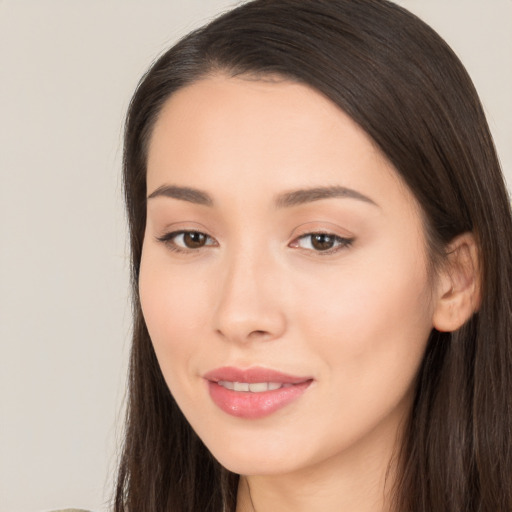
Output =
[{"x1": 207, "y1": 380, "x2": 312, "y2": 419}]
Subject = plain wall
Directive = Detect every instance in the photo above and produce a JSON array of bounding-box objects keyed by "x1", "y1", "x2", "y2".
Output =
[{"x1": 0, "y1": 1, "x2": 510, "y2": 511}]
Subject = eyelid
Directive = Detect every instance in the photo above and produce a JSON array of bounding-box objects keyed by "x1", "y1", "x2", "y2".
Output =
[{"x1": 288, "y1": 221, "x2": 354, "y2": 240}]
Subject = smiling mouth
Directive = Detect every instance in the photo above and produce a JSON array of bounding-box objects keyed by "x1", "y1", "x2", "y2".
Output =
[
  {"x1": 203, "y1": 366, "x2": 311, "y2": 385},
  {"x1": 204, "y1": 366, "x2": 313, "y2": 419},
  {"x1": 217, "y1": 381, "x2": 293, "y2": 392}
]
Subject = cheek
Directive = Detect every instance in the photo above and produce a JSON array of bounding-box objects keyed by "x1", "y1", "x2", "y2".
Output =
[
  {"x1": 321, "y1": 232, "x2": 430, "y2": 334},
  {"x1": 293, "y1": 240, "x2": 434, "y2": 405},
  {"x1": 138, "y1": 250, "x2": 211, "y2": 389},
  {"x1": 334, "y1": 269, "x2": 432, "y2": 346},
  {"x1": 274, "y1": 259, "x2": 432, "y2": 465}
]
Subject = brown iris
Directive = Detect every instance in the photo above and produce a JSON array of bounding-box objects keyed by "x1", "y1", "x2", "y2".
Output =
[
  {"x1": 311, "y1": 233, "x2": 336, "y2": 251},
  {"x1": 183, "y1": 232, "x2": 207, "y2": 248}
]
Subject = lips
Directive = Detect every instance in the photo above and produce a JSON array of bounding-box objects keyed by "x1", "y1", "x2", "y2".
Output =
[{"x1": 204, "y1": 366, "x2": 313, "y2": 419}]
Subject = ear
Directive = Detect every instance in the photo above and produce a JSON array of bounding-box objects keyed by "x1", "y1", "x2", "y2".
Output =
[{"x1": 432, "y1": 232, "x2": 481, "y2": 332}]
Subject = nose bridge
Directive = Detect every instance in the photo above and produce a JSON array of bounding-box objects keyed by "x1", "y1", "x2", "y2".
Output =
[{"x1": 213, "y1": 240, "x2": 286, "y2": 343}]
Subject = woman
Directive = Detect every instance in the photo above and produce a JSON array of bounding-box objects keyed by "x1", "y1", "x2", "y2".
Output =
[{"x1": 115, "y1": 0, "x2": 512, "y2": 510}]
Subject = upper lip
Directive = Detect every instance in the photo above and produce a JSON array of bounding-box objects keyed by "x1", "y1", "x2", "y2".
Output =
[{"x1": 203, "y1": 366, "x2": 312, "y2": 384}]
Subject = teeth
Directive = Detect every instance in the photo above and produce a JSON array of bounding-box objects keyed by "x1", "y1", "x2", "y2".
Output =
[
  {"x1": 234, "y1": 382, "x2": 249, "y2": 392},
  {"x1": 218, "y1": 381, "x2": 284, "y2": 393},
  {"x1": 248, "y1": 382, "x2": 268, "y2": 393},
  {"x1": 218, "y1": 381, "x2": 235, "y2": 390}
]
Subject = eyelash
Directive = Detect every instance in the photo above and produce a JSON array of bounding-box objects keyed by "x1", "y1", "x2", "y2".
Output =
[
  {"x1": 156, "y1": 231, "x2": 217, "y2": 253},
  {"x1": 292, "y1": 232, "x2": 354, "y2": 255},
  {"x1": 156, "y1": 230, "x2": 354, "y2": 255}
]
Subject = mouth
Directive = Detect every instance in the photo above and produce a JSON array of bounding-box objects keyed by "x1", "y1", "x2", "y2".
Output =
[
  {"x1": 217, "y1": 381, "x2": 294, "y2": 392},
  {"x1": 203, "y1": 366, "x2": 313, "y2": 419}
]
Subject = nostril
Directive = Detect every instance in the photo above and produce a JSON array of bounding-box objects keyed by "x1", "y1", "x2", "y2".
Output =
[{"x1": 251, "y1": 329, "x2": 269, "y2": 336}]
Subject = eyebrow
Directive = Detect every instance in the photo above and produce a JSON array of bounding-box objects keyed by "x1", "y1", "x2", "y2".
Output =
[
  {"x1": 147, "y1": 184, "x2": 213, "y2": 206},
  {"x1": 275, "y1": 186, "x2": 378, "y2": 208},
  {"x1": 147, "y1": 184, "x2": 378, "y2": 208}
]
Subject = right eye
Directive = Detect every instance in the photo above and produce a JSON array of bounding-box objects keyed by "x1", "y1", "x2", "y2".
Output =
[{"x1": 157, "y1": 230, "x2": 217, "y2": 252}]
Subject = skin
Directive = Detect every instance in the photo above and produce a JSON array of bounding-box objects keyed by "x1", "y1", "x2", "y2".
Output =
[{"x1": 139, "y1": 75, "x2": 448, "y2": 511}]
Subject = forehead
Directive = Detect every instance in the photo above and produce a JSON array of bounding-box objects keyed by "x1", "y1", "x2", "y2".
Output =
[{"x1": 147, "y1": 75, "x2": 417, "y2": 215}]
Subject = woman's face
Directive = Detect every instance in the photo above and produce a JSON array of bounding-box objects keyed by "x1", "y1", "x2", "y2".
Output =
[{"x1": 140, "y1": 76, "x2": 437, "y2": 477}]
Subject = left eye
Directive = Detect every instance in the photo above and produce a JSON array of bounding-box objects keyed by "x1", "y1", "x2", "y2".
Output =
[
  {"x1": 292, "y1": 233, "x2": 353, "y2": 252},
  {"x1": 157, "y1": 230, "x2": 216, "y2": 250}
]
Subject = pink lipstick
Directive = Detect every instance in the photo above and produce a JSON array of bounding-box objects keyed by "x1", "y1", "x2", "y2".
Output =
[{"x1": 204, "y1": 366, "x2": 313, "y2": 419}]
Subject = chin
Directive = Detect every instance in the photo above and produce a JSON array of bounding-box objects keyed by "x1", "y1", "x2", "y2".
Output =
[
  {"x1": 197, "y1": 425, "x2": 317, "y2": 476},
  {"x1": 213, "y1": 449, "x2": 301, "y2": 476}
]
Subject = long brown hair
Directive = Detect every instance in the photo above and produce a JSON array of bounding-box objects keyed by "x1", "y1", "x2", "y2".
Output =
[{"x1": 116, "y1": 1, "x2": 512, "y2": 510}]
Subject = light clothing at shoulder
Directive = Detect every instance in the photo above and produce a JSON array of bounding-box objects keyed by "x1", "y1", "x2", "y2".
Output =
[{"x1": 50, "y1": 509, "x2": 91, "y2": 512}]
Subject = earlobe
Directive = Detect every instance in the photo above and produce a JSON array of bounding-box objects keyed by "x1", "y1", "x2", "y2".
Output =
[{"x1": 432, "y1": 232, "x2": 481, "y2": 333}]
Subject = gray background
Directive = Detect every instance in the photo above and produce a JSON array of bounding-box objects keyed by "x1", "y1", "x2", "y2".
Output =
[{"x1": 1, "y1": 1, "x2": 510, "y2": 511}]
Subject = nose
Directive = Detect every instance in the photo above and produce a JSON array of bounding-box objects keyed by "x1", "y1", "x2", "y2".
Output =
[{"x1": 212, "y1": 248, "x2": 287, "y2": 344}]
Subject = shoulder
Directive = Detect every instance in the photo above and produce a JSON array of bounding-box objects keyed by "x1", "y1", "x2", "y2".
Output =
[{"x1": 49, "y1": 509, "x2": 92, "y2": 512}]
